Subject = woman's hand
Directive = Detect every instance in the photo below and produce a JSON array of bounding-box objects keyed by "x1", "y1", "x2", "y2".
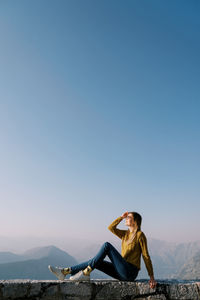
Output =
[
  {"x1": 149, "y1": 276, "x2": 157, "y2": 289},
  {"x1": 121, "y1": 211, "x2": 129, "y2": 219}
]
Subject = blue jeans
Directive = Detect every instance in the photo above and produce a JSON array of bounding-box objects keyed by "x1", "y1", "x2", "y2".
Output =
[{"x1": 70, "y1": 242, "x2": 139, "y2": 281}]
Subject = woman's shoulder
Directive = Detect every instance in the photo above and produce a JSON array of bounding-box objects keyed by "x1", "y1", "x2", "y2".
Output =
[{"x1": 136, "y1": 231, "x2": 146, "y2": 239}]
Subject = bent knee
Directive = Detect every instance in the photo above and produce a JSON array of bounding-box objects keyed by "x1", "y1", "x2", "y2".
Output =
[{"x1": 103, "y1": 241, "x2": 112, "y2": 248}]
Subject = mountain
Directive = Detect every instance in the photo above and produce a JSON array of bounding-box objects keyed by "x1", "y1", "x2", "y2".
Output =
[
  {"x1": 0, "y1": 245, "x2": 78, "y2": 280},
  {"x1": 0, "y1": 245, "x2": 111, "y2": 280},
  {"x1": 0, "y1": 252, "x2": 25, "y2": 264},
  {"x1": 176, "y1": 251, "x2": 200, "y2": 280},
  {"x1": 23, "y1": 245, "x2": 72, "y2": 260},
  {"x1": 73, "y1": 243, "x2": 106, "y2": 262},
  {"x1": 137, "y1": 239, "x2": 200, "y2": 279}
]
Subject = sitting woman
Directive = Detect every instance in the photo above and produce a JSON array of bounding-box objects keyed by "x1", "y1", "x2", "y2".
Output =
[{"x1": 48, "y1": 211, "x2": 157, "y2": 288}]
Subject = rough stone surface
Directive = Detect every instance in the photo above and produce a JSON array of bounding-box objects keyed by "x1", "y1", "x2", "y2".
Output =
[{"x1": 0, "y1": 279, "x2": 199, "y2": 300}]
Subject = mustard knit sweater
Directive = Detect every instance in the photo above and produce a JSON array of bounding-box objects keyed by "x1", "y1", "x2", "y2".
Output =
[{"x1": 108, "y1": 216, "x2": 154, "y2": 277}]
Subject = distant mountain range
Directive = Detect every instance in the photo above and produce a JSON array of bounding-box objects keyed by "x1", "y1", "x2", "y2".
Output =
[
  {"x1": 138, "y1": 239, "x2": 200, "y2": 280},
  {"x1": 0, "y1": 245, "x2": 77, "y2": 280},
  {"x1": 177, "y1": 251, "x2": 200, "y2": 280},
  {"x1": 0, "y1": 245, "x2": 110, "y2": 280},
  {"x1": 0, "y1": 239, "x2": 199, "y2": 280},
  {"x1": 0, "y1": 252, "x2": 25, "y2": 264}
]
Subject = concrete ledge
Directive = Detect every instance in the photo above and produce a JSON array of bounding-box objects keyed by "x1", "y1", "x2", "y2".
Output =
[{"x1": 0, "y1": 279, "x2": 199, "y2": 300}]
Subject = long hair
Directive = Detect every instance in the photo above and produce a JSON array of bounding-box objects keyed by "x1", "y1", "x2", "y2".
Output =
[
  {"x1": 125, "y1": 212, "x2": 142, "y2": 245},
  {"x1": 129, "y1": 212, "x2": 142, "y2": 230}
]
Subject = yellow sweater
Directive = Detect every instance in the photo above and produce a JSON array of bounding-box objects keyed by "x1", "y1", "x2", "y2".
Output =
[{"x1": 108, "y1": 216, "x2": 154, "y2": 277}]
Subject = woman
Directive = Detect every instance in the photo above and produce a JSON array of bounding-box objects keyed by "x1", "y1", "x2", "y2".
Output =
[{"x1": 48, "y1": 211, "x2": 157, "y2": 288}]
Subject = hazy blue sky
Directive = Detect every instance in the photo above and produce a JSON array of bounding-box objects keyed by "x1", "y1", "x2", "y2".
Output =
[{"x1": 0, "y1": 0, "x2": 199, "y2": 245}]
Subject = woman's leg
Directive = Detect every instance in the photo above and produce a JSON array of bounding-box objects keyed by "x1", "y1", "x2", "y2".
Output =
[
  {"x1": 88, "y1": 241, "x2": 138, "y2": 281},
  {"x1": 70, "y1": 242, "x2": 138, "y2": 281},
  {"x1": 70, "y1": 259, "x2": 120, "y2": 279},
  {"x1": 70, "y1": 259, "x2": 93, "y2": 275},
  {"x1": 95, "y1": 260, "x2": 121, "y2": 280}
]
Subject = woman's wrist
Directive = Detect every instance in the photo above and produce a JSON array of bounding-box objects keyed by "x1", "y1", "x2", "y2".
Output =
[{"x1": 149, "y1": 276, "x2": 157, "y2": 289}]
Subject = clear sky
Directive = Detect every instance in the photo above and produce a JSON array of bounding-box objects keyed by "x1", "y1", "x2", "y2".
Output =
[{"x1": 0, "y1": 0, "x2": 199, "y2": 245}]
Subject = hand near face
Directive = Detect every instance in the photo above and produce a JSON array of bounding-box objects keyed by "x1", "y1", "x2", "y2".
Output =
[{"x1": 121, "y1": 211, "x2": 129, "y2": 219}]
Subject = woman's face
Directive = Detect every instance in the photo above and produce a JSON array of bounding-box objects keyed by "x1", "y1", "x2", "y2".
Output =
[{"x1": 125, "y1": 213, "x2": 135, "y2": 227}]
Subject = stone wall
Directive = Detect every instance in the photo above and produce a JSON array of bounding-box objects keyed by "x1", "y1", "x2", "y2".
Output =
[{"x1": 0, "y1": 280, "x2": 199, "y2": 300}]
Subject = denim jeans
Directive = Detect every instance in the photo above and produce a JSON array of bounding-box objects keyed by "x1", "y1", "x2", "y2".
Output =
[{"x1": 70, "y1": 242, "x2": 139, "y2": 281}]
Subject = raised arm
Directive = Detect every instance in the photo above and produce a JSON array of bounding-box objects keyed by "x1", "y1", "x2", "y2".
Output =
[{"x1": 108, "y1": 212, "x2": 128, "y2": 239}]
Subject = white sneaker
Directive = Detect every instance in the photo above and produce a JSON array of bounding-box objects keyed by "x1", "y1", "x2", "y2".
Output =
[
  {"x1": 69, "y1": 270, "x2": 90, "y2": 281},
  {"x1": 48, "y1": 265, "x2": 66, "y2": 280}
]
